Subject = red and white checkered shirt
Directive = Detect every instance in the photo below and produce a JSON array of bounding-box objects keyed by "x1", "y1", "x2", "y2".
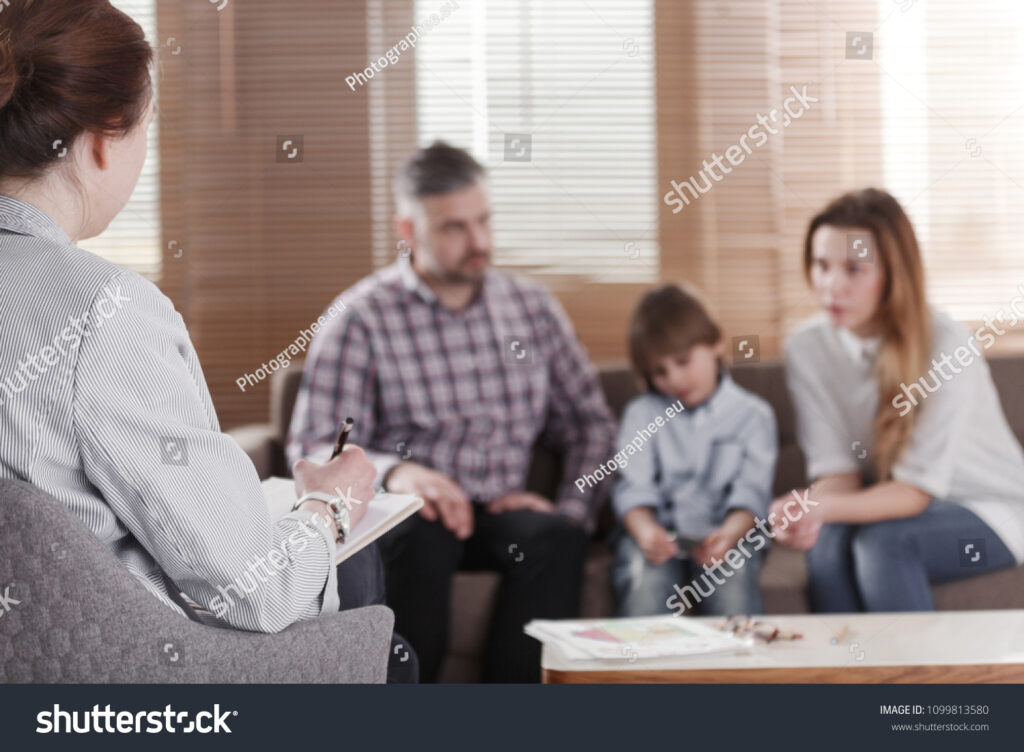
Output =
[{"x1": 286, "y1": 255, "x2": 617, "y2": 530}]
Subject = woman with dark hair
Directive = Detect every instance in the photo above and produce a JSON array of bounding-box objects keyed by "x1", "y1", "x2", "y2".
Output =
[
  {"x1": 0, "y1": 0, "x2": 409, "y2": 675},
  {"x1": 771, "y1": 187, "x2": 1024, "y2": 611}
]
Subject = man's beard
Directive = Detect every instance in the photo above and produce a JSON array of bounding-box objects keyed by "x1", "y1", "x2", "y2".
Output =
[{"x1": 435, "y1": 252, "x2": 489, "y2": 283}]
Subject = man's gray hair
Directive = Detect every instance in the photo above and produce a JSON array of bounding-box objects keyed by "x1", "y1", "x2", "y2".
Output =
[{"x1": 393, "y1": 140, "x2": 486, "y2": 216}]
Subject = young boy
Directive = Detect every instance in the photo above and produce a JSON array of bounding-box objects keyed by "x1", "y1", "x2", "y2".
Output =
[{"x1": 609, "y1": 283, "x2": 779, "y2": 617}]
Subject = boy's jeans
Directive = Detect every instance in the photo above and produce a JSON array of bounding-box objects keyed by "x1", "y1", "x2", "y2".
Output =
[
  {"x1": 609, "y1": 529, "x2": 765, "y2": 617},
  {"x1": 806, "y1": 499, "x2": 1016, "y2": 612}
]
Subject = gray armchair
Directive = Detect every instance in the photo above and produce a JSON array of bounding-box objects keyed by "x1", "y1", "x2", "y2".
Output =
[{"x1": 0, "y1": 478, "x2": 393, "y2": 683}]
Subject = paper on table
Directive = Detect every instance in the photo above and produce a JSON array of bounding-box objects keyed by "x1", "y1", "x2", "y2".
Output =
[
  {"x1": 262, "y1": 476, "x2": 423, "y2": 564},
  {"x1": 525, "y1": 615, "x2": 752, "y2": 661}
]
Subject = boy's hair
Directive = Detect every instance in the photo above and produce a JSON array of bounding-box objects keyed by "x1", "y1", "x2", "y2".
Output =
[{"x1": 628, "y1": 282, "x2": 723, "y2": 391}]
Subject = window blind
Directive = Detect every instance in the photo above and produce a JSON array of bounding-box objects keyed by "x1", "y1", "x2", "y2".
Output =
[
  {"x1": 389, "y1": 0, "x2": 660, "y2": 284},
  {"x1": 78, "y1": 0, "x2": 162, "y2": 280}
]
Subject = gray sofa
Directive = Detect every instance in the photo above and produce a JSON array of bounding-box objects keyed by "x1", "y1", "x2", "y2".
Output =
[
  {"x1": 230, "y1": 356, "x2": 1024, "y2": 682},
  {"x1": 0, "y1": 478, "x2": 393, "y2": 683}
]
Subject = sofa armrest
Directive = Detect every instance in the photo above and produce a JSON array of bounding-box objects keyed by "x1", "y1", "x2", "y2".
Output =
[{"x1": 228, "y1": 423, "x2": 281, "y2": 480}]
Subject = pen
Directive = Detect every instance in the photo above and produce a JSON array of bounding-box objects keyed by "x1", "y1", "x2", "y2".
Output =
[{"x1": 329, "y1": 417, "x2": 354, "y2": 460}]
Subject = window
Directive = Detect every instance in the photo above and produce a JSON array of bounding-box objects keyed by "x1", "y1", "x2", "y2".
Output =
[
  {"x1": 664, "y1": 0, "x2": 1024, "y2": 354},
  {"x1": 374, "y1": 0, "x2": 659, "y2": 283},
  {"x1": 77, "y1": 0, "x2": 162, "y2": 280}
]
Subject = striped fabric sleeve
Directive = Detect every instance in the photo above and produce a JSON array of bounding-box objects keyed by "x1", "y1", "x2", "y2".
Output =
[{"x1": 71, "y1": 272, "x2": 340, "y2": 633}]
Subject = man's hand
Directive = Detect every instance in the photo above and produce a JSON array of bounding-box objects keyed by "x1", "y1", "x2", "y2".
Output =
[
  {"x1": 385, "y1": 461, "x2": 473, "y2": 540},
  {"x1": 487, "y1": 492, "x2": 555, "y2": 515},
  {"x1": 292, "y1": 445, "x2": 377, "y2": 536},
  {"x1": 623, "y1": 507, "x2": 679, "y2": 565}
]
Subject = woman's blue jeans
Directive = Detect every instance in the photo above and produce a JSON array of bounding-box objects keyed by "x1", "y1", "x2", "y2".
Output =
[{"x1": 807, "y1": 499, "x2": 1017, "y2": 612}]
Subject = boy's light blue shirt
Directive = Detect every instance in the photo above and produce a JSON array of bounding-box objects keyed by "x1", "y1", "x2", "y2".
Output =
[{"x1": 612, "y1": 370, "x2": 779, "y2": 540}]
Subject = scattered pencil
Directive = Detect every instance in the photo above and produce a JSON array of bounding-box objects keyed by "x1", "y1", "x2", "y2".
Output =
[{"x1": 831, "y1": 624, "x2": 850, "y2": 645}]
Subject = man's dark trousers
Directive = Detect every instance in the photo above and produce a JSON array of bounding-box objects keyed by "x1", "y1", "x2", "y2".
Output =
[
  {"x1": 378, "y1": 504, "x2": 588, "y2": 683},
  {"x1": 337, "y1": 543, "x2": 419, "y2": 683}
]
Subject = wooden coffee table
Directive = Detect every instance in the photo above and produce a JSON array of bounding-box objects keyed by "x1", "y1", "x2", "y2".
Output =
[{"x1": 541, "y1": 610, "x2": 1024, "y2": 683}]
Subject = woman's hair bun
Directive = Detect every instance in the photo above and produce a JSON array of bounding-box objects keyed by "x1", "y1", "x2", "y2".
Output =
[{"x1": 0, "y1": 0, "x2": 153, "y2": 181}]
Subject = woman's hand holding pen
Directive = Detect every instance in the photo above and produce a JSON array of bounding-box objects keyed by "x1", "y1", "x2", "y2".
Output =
[
  {"x1": 292, "y1": 445, "x2": 377, "y2": 538},
  {"x1": 385, "y1": 461, "x2": 474, "y2": 540}
]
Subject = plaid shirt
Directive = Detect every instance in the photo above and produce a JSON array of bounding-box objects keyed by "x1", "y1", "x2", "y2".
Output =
[{"x1": 286, "y1": 255, "x2": 617, "y2": 530}]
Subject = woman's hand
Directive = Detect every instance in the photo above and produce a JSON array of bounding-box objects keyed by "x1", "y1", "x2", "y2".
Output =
[
  {"x1": 768, "y1": 489, "x2": 823, "y2": 551},
  {"x1": 292, "y1": 445, "x2": 377, "y2": 536}
]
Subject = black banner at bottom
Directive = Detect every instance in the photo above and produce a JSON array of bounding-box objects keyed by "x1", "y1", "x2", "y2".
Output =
[{"x1": 1, "y1": 683, "x2": 1020, "y2": 751}]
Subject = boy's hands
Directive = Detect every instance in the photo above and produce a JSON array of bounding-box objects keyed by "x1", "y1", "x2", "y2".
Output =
[
  {"x1": 692, "y1": 510, "x2": 755, "y2": 568},
  {"x1": 623, "y1": 507, "x2": 679, "y2": 565}
]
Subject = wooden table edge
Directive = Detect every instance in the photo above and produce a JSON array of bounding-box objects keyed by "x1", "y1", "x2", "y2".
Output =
[{"x1": 542, "y1": 663, "x2": 1024, "y2": 684}]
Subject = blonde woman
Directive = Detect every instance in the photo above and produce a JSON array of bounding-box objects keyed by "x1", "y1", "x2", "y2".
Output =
[{"x1": 772, "y1": 188, "x2": 1024, "y2": 611}]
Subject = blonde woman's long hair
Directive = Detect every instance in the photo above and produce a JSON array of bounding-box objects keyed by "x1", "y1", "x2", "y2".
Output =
[{"x1": 803, "y1": 188, "x2": 931, "y2": 481}]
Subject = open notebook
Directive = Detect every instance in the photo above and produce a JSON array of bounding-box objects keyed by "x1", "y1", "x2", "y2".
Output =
[{"x1": 262, "y1": 476, "x2": 423, "y2": 564}]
